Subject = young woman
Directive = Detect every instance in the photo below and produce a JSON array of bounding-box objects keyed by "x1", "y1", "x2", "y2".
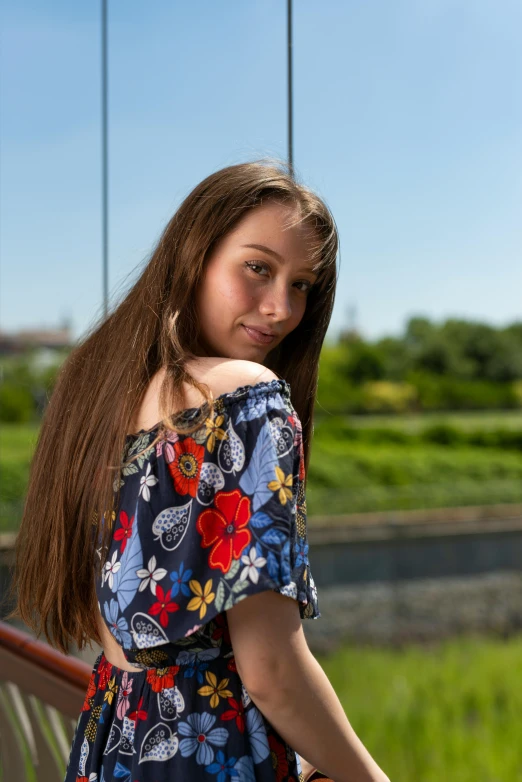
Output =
[{"x1": 11, "y1": 160, "x2": 390, "y2": 782}]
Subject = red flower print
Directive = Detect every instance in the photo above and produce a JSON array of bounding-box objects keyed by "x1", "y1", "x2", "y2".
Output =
[
  {"x1": 168, "y1": 437, "x2": 204, "y2": 497},
  {"x1": 114, "y1": 510, "x2": 134, "y2": 553},
  {"x1": 211, "y1": 612, "x2": 231, "y2": 646},
  {"x1": 196, "y1": 489, "x2": 252, "y2": 573},
  {"x1": 226, "y1": 656, "x2": 237, "y2": 674},
  {"x1": 129, "y1": 695, "x2": 147, "y2": 723},
  {"x1": 268, "y1": 733, "x2": 289, "y2": 780},
  {"x1": 97, "y1": 656, "x2": 112, "y2": 690},
  {"x1": 146, "y1": 665, "x2": 180, "y2": 693},
  {"x1": 81, "y1": 671, "x2": 96, "y2": 712},
  {"x1": 148, "y1": 585, "x2": 179, "y2": 628},
  {"x1": 220, "y1": 696, "x2": 246, "y2": 733}
]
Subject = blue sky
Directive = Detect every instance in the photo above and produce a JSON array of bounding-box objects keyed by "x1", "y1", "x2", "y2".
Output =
[{"x1": 1, "y1": 0, "x2": 520, "y2": 343}]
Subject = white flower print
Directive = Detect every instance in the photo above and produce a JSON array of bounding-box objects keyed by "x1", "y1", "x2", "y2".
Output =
[
  {"x1": 239, "y1": 546, "x2": 267, "y2": 584},
  {"x1": 279, "y1": 580, "x2": 298, "y2": 600},
  {"x1": 103, "y1": 550, "x2": 121, "y2": 590},
  {"x1": 309, "y1": 570, "x2": 318, "y2": 603},
  {"x1": 136, "y1": 555, "x2": 167, "y2": 595},
  {"x1": 139, "y1": 462, "x2": 158, "y2": 501},
  {"x1": 241, "y1": 683, "x2": 252, "y2": 708}
]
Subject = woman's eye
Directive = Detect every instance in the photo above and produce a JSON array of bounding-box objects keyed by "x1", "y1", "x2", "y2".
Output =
[
  {"x1": 245, "y1": 261, "x2": 268, "y2": 276},
  {"x1": 245, "y1": 261, "x2": 313, "y2": 293}
]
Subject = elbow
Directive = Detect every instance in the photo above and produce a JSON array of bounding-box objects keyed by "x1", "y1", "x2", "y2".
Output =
[
  {"x1": 239, "y1": 654, "x2": 303, "y2": 707},
  {"x1": 236, "y1": 658, "x2": 280, "y2": 704},
  {"x1": 242, "y1": 673, "x2": 292, "y2": 708}
]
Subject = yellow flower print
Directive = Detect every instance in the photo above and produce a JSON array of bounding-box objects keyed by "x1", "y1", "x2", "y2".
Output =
[
  {"x1": 205, "y1": 415, "x2": 227, "y2": 453},
  {"x1": 91, "y1": 508, "x2": 116, "y2": 529},
  {"x1": 267, "y1": 465, "x2": 293, "y2": 505},
  {"x1": 104, "y1": 676, "x2": 118, "y2": 705},
  {"x1": 187, "y1": 578, "x2": 215, "y2": 620},
  {"x1": 197, "y1": 670, "x2": 233, "y2": 708}
]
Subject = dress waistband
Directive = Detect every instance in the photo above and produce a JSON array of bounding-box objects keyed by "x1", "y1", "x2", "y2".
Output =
[{"x1": 95, "y1": 639, "x2": 235, "y2": 679}]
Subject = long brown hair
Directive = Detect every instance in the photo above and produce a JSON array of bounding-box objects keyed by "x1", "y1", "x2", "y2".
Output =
[{"x1": 8, "y1": 158, "x2": 339, "y2": 653}]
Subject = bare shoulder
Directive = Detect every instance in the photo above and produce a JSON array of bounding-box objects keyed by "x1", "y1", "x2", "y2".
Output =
[
  {"x1": 185, "y1": 357, "x2": 280, "y2": 400},
  {"x1": 130, "y1": 359, "x2": 280, "y2": 433}
]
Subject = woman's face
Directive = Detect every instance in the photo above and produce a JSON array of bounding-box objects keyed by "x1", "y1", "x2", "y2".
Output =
[{"x1": 194, "y1": 201, "x2": 319, "y2": 362}]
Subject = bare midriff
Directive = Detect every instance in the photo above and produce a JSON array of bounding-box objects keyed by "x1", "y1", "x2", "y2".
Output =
[{"x1": 97, "y1": 611, "x2": 144, "y2": 673}]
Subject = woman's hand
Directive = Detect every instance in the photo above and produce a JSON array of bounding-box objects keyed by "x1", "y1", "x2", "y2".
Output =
[{"x1": 298, "y1": 755, "x2": 317, "y2": 781}]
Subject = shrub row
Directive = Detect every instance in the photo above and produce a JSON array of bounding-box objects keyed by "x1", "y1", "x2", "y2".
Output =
[
  {"x1": 316, "y1": 375, "x2": 522, "y2": 414},
  {"x1": 315, "y1": 419, "x2": 522, "y2": 450}
]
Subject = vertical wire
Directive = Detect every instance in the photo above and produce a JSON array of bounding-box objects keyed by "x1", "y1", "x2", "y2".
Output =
[
  {"x1": 287, "y1": 0, "x2": 294, "y2": 178},
  {"x1": 101, "y1": 0, "x2": 109, "y2": 319}
]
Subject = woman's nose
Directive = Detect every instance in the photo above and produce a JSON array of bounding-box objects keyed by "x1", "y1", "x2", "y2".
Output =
[{"x1": 259, "y1": 284, "x2": 293, "y2": 321}]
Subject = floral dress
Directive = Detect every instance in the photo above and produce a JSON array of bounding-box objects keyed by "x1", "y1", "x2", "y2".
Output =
[{"x1": 64, "y1": 378, "x2": 321, "y2": 782}]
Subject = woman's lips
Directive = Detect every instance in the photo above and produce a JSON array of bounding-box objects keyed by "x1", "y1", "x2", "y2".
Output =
[{"x1": 241, "y1": 324, "x2": 275, "y2": 344}]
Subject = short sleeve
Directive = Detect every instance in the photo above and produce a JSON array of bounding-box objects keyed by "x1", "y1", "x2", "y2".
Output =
[{"x1": 97, "y1": 379, "x2": 320, "y2": 656}]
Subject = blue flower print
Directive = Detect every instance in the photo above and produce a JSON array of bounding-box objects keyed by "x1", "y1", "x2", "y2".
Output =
[
  {"x1": 178, "y1": 711, "x2": 228, "y2": 766},
  {"x1": 205, "y1": 749, "x2": 239, "y2": 780},
  {"x1": 112, "y1": 761, "x2": 131, "y2": 780},
  {"x1": 234, "y1": 394, "x2": 268, "y2": 423},
  {"x1": 235, "y1": 388, "x2": 288, "y2": 423},
  {"x1": 233, "y1": 755, "x2": 256, "y2": 781},
  {"x1": 281, "y1": 540, "x2": 291, "y2": 582},
  {"x1": 265, "y1": 539, "x2": 291, "y2": 583},
  {"x1": 99, "y1": 701, "x2": 108, "y2": 724},
  {"x1": 182, "y1": 657, "x2": 210, "y2": 684},
  {"x1": 245, "y1": 705, "x2": 270, "y2": 764},
  {"x1": 294, "y1": 536, "x2": 309, "y2": 567},
  {"x1": 176, "y1": 647, "x2": 221, "y2": 684},
  {"x1": 103, "y1": 598, "x2": 132, "y2": 646},
  {"x1": 169, "y1": 561, "x2": 193, "y2": 597}
]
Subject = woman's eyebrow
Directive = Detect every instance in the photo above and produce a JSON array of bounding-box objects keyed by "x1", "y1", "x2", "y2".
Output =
[{"x1": 242, "y1": 243, "x2": 318, "y2": 277}]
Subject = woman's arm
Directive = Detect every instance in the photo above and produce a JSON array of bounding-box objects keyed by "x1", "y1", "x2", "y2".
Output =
[
  {"x1": 299, "y1": 755, "x2": 319, "y2": 780},
  {"x1": 227, "y1": 591, "x2": 390, "y2": 782}
]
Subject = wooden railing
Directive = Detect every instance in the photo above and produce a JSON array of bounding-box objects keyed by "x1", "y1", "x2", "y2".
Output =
[{"x1": 0, "y1": 620, "x2": 92, "y2": 781}]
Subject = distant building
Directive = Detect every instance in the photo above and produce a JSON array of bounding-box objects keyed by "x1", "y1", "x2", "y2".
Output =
[
  {"x1": 338, "y1": 326, "x2": 362, "y2": 344},
  {"x1": 0, "y1": 326, "x2": 72, "y2": 357}
]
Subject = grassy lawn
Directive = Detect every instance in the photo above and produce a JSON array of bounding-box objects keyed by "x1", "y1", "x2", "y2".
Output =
[
  {"x1": 0, "y1": 423, "x2": 39, "y2": 533},
  {"x1": 339, "y1": 409, "x2": 522, "y2": 433},
  {"x1": 316, "y1": 632, "x2": 522, "y2": 781},
  {"x1": 2, "y1": 419, "x2": 522, "y2": 530},
  {"x1": 306, "y1": 439, "x2": 522, "y2": 514}
]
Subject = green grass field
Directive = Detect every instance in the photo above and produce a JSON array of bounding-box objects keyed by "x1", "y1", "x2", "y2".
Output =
[
  {"x1": 306, "y1": 439, "x2": 522, "y2": 514},
  {"x1": 0, "y1": 424, "x2": 39, "y2": 532},
  {"x1": 316, "y1": 632, "x2": 522, "y2": 781},
  {"x1": 2, "y1": 418, "x2": 522, "y2": 530},
  {"x1": 338, "y1": 409, "x2": 522, "y2": 433}
]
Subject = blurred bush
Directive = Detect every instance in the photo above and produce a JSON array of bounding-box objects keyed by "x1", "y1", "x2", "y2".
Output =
[
  {"x1": 361, "y1": 381, "x2": 418, "y2": 413},
  {"x1": 0, "y1": 349, "x2": 63, "y2": 423},
  {"x1": 318, "y1": 317, "x2": 522, "y2": 415},
  {"x1": 0, "y1": 382, "x2": 34, "y2": 423}
]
